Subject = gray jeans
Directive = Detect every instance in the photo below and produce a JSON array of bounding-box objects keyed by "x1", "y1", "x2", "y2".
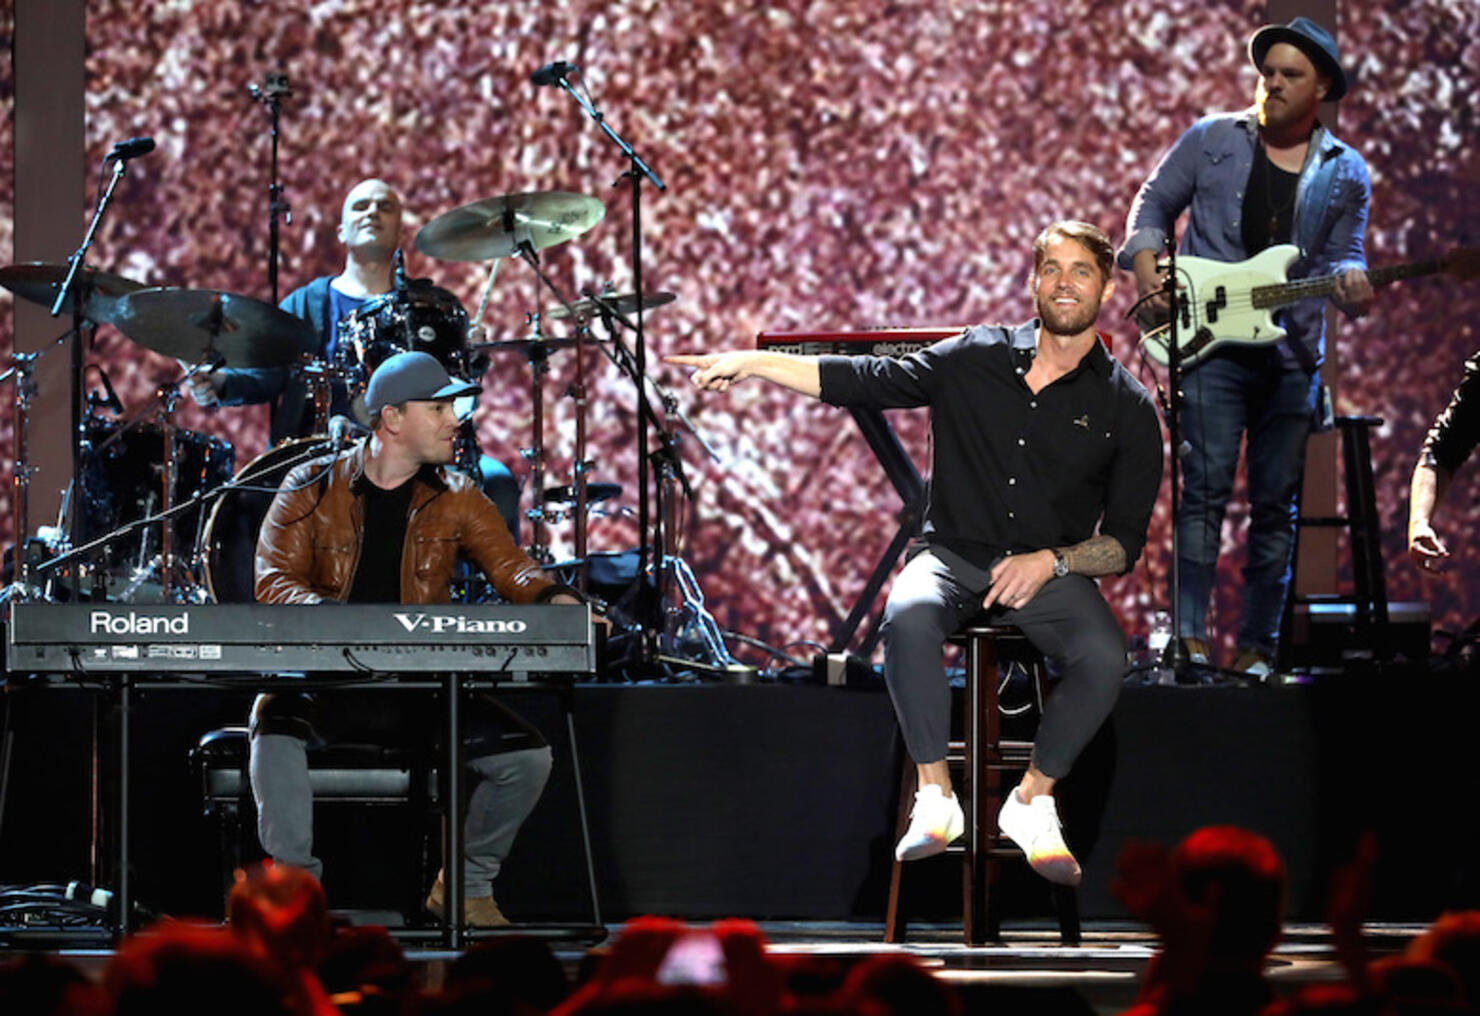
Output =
[
  {"x1": 880, "y1": 545, "x2": 1126, "y2": 778},
  {"x1": 248, "y1": 692, "x2": 552, "y2": 898}
]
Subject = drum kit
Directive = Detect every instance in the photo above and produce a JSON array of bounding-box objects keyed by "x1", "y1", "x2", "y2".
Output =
[
  {"x1": 5, "y1": 65, "x2": 745, "y2": 675},
  {"x1": 1, "y1": 189, "x2": 676, "y2": 607}
]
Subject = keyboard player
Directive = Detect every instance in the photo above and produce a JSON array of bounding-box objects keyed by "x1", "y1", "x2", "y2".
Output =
[{"x1": 251, "y1": 350, "x2": 592, "y2": 927}]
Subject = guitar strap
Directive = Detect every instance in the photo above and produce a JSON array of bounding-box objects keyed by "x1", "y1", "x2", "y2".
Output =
[
  {"x1": 1274, "y1": 311, "x2": 1326, "y2": 430},
  {"x1": 1281, "y1": 322, "x2": 1319, "y2": 376}
]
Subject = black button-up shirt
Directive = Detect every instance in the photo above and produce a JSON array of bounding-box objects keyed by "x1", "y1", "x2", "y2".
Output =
[
  {"x1": 1422, "y1": 351, "x2": 1480, "y2": 474},
  {"x1": 818, "y1": 320, "x2": 1163, "y2": 571}
]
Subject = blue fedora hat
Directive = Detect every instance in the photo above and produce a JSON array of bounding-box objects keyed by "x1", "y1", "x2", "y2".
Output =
[{"x1": 1249, "y1": 16, "x2": 1349, "y2": 101}]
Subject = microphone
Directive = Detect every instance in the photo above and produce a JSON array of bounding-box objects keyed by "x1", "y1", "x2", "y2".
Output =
[
  {"x1": 104, "y1": 136, "x2": 156, "y2": 163},
  {"x1": 95, "y1": 366, "x2": 124, "y2": 414},
  {"x1": 328, "y1": 414, "x2": 361, "y2": 451},
  {"x1": 530, "y1": 61, "x2": 578, "y2": 87}
]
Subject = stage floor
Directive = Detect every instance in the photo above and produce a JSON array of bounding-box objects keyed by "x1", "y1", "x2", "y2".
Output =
[
  {"x1": 12, "y1": 919, "x2": 1428, "y2": 1015},
  {"x1": 3, "y1": 677, "x2": 1478, "y2": 924}
]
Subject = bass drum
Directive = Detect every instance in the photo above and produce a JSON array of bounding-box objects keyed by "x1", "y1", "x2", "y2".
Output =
[{"x1": 200, "y1": 436, "x2": 335, "y2": 603}]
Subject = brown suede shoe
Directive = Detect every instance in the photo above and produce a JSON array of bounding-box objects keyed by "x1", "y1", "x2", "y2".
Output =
[{"x1": 425, "y1": 875, "x2": 511, "y2": 928}]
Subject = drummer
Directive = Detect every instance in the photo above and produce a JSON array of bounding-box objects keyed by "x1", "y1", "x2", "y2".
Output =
[{"x1": 188, "y1": 178, "x2": 520, "y2": 530}]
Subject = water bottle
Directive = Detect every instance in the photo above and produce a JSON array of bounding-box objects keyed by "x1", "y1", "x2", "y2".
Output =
[
  {"x1": 1148, "y1": 610, "x2": 1172, "y2": 657},
  {"x1": 1148, "y1": 610, "x2": 1174, "y2": 684}
]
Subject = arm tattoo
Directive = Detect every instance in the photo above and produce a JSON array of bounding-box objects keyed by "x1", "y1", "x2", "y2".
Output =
[{"x1": 1062, "y1": 535, "x2": 1126, "y2": 578}]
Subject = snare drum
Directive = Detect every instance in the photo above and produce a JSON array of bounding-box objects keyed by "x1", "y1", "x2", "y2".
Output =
[{"x1": 200, "y1": 436, "x2": 335, "y2": 603}]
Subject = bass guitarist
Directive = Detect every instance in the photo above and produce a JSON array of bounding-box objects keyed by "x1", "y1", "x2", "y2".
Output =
[{"x1": 1118, "y1": 17, "x2": 1372, "y2": 679}]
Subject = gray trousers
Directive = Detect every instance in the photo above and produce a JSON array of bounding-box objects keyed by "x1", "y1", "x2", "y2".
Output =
[
  {"x1": 880, "y1": 545, "x2": 1126, "y2": 778},
  {"x1": 248, "y1": 694, "x2": 552, "y2": 898}
]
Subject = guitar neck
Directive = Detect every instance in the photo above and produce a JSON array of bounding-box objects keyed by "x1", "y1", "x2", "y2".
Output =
[{"x1": 1252, "y1": 259, "x2": 1445, "y2": 310}]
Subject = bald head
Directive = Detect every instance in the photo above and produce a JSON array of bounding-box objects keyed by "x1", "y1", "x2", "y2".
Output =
[{"x1": 336, "y1": 178, "x2": 402, "y2": 259}]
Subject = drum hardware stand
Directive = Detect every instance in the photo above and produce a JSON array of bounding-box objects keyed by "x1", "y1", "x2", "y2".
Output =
[
  {"x1": 3, "y1": 328, "x2": 110, "y2": 603},
  {"x1": 296, "y1": 355, "x2": 357, "y2": 436},
  {"x1": 508, "y1": 253, "x2": 743, "y2": 674},
  {"x1": 649, "y1": 413, "x2": 748, "y2": 677},
  {"x1": 2, "y1": 351, "x2": 42, "y2": 600},
  {"x1": 248, "y1": 72, "x2": 293, "y2": 304},
  {"x1": 567, "y1": 319, "x2": 593, "y2": 593},
  {"x1": 157, "y1": 380, "x2": 185, "y2": 601},
  {"x1": 303, "y1": 356, "x2": 331, "y2": 436},
  {"x1": 502, "y1": 266, "x2": 613, "y2": 581},
  {"x1": 544, "y1": 67, "x2": 667, "y2": 660},
  {"x1": 513, "y1": 313, "x2": 557, "y2": 565},
  {"x1": 582, "y1": 295, "x2": 747, "y2": 677}
]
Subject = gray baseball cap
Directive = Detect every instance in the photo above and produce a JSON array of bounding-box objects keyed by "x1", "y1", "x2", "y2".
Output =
[{"x1": 365, "y1": 351, "x2": 481, "y2": 414}]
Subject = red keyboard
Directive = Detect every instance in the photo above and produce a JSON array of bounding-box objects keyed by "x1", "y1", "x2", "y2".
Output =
[{"x1": 755, "y1": 327, "x2": 964, "y2": 357}]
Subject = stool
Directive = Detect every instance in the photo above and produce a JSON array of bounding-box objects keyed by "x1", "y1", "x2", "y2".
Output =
[
  {"x1": 884, "y1": 622, "x2": 1081, "y2": 945},
  {"x1": 1285, "y1": 415, "x2": 1391, "y2": 665},
  {"x1": 191, "y1": 726, "x2": 439, "y2": 916}
]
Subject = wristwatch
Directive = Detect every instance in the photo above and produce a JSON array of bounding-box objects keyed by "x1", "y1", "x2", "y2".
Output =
[{"x1": 1051, "y1": 549, "x2": 1069, "y2": 578}]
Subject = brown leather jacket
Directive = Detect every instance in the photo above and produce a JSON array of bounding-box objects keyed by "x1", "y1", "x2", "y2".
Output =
[{"x1": 255, "y1": 443, "x2": 558, "y2": 605}]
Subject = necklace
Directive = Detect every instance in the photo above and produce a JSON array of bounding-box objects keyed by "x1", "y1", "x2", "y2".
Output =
[{"x1": 1260, "y1": 141, "x2": 1299, "y2": 241}]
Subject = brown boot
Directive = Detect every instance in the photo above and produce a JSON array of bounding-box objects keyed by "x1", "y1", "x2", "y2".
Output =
[{"x1": 425, "y1": 874, "x2": 511, "y2": 928}]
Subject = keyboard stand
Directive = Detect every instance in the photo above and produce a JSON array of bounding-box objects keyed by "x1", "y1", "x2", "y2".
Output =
[{"x1": 829, "y1": 407, "x2": 926, "y2": 656}]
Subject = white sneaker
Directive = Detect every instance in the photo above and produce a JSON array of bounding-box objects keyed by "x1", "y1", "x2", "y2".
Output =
[
  {"x1": 1232, "y1": 649, "x2": 1275, "y2": 683},
  {"x1": 894, "y1": 784, "x2": 965, "y2": 861},
  {"x1": 996, "y1": 790, "x2": 1082, "y2": 885}
]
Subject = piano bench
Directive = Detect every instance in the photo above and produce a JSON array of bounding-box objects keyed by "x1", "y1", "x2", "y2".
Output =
[{"x1": 191, "y1": 726, "x2": 440, "y2": 916}]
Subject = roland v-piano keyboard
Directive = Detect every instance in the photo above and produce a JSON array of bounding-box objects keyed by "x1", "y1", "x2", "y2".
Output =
[{"x1": 5, "y1": 602, "x2": 595, "y2": 674}]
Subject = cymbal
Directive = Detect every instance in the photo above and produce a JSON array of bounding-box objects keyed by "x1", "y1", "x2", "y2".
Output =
[
  {"x1": 110, "y1": 288, "x2": 320, "y2": 367},
  {"x1": 414, "y1": 191, "x2": 605, "y2": 262},
  {"x1": 545, "y1": 290, "x2": 676, "y2": 321},
  {"x1": 544, "y1": 482, "x2": 623, "y2": 505},
  {"x1": 0, "y1": 261, "x2": 147, "y2": 324}
]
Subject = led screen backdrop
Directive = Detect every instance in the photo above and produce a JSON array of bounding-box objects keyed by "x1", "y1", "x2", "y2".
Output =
[{"x1": 2, "y1": 0, "x2": 1477, "y2": 661}]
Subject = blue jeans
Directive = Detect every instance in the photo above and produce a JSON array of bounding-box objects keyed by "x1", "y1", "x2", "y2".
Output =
[{"x1": 1177, "y1": 349, "x2": 1318, "y2": 655}]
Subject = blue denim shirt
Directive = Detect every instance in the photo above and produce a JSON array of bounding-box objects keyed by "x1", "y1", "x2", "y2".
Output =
[{"x1": 1117, "y1": 108, "x2": 1370, "y2": 370}]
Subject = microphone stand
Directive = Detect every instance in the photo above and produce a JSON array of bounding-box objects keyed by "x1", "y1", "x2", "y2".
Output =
[
  {"x1": 545, "y1": 68, "x2": 667, "y2": 660},
  {"x1": 1129, "y1": 237, "x2": 1230, "y2": 683},
  {"x1": 249, "y1": 73, "x2": 292, "y2": 304},
  {"x1": 49, "y1": 154, "x2": 135, "y2": 599},
  {"x1": 1160, "y1": 236, "x2": 1190, "y2": 678}
]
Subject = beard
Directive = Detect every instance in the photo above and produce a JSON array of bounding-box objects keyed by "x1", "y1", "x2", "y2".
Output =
[
  {"x1": 1037, "y1": 293, "x2": 1101, "y2": 337},
  {"x1": 1257, "y1": 88, "x2": 1315, "y2": 133}
]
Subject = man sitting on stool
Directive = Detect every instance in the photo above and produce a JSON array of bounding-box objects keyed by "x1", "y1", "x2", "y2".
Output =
[
  {"x1": 669, "y1": 221, "x2": 1163, "y2": 883},
  {"x1": 251, "y1": 350, "x2": 592, "y2": 925}
]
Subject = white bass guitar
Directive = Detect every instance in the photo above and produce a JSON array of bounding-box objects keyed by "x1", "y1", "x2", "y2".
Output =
[{"x1": 1140, "y1": 244, "x2": 1479, "y2": 368}]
